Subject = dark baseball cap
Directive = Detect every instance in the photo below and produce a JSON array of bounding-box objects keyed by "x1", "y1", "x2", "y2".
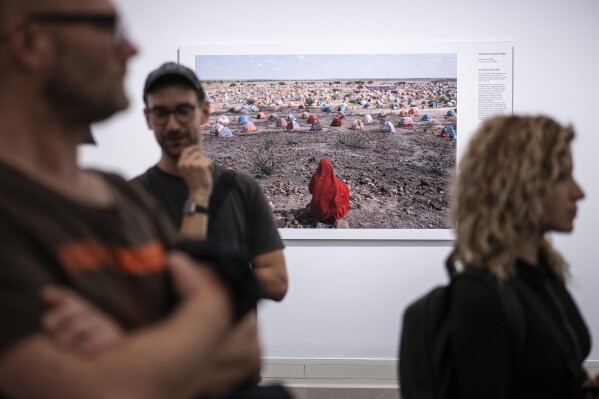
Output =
[{"x1": 143, "y1": 62, "x2": 204, "y2": 100}]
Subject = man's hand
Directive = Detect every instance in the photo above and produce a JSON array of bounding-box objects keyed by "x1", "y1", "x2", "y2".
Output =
[
  {"x1": 41, "y1": 286, "x2": 125, "y2": 356},
  {"x1": 200, "y1": 311, "x2": 262, "y2": 398},
  {"x1": 177, "y1": 145, "x2": 213, "y2": 205},
  {"x1": 178, "y1": 146, "x2": 213, "y2": 238},
  {"x1": 170, "y1": 249, "x2": 262, "y2": 397},
  {"x1": 168, "y1": 250, "x2": 229, "y2": 307}
]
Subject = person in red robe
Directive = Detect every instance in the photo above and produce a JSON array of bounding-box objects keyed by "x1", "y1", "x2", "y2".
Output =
[{"x1": 308, "y1": 158, "x2": 350, "y2": 223}]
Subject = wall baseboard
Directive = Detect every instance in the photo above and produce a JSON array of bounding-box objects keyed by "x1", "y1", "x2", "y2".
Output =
[
  {"x1": 261, "y1": 359, "x2": 399, "y2": 399},
  {"x1": 261, "y1": 358, "x2": 599, "y2": 399}
]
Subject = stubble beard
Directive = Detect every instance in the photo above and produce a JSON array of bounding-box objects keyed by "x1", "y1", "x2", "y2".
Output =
[
  {"x1": 162, "y1": 133, "x2": 199, "y2": 161},
  {"x1": 45, "y1": 77, "x2": 129, "y2": 125},
  {"x1": 43, "y1": 38, "x2": 129, "y2": 125}
]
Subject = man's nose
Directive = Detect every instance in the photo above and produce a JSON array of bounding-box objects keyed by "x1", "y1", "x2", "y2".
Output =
[{"x1": 165, "y1": 113, "x2": 182, "y2": 130}]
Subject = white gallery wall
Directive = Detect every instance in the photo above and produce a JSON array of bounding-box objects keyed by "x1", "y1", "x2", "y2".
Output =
[{"x1": 81, "y1": 0, "x2": 599, "y2": 360}]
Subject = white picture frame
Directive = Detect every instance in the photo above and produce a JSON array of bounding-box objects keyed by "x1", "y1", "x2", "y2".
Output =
[{"x1": 178, "y1": 42, "x2": 513, "y2": 240}]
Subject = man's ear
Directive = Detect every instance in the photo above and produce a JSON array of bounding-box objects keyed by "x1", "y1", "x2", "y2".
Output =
[
  {"x1": 4, "y1": 16, "x2": 53, "y2": 73},
  {"x1": 199, "y1": 101, "x2": 210, "y2": 125},
  {"x1": 143, "y1": 108, "x2": 152, "y2": 129}
]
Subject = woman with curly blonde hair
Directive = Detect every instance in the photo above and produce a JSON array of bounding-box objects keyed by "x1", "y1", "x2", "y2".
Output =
[{"x1": 448, "y1": 115, "x2": 599, "y2": 398}]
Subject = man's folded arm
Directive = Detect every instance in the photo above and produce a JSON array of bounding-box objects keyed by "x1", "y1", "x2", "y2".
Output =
[{"x1": 0, "y1": 253, "x2": 233, "y2": 399}]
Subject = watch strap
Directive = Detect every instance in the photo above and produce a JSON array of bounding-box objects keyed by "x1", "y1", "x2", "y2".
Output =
[{"x1": 183, "y1": 200, "x2": 209, "y2": 215}]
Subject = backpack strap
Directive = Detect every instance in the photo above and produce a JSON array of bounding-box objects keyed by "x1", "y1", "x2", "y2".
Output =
[{"x1": 208, "y1": 169, "x2": 237, "y2": 221}]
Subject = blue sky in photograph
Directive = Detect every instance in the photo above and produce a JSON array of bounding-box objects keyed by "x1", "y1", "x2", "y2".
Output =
[{"x1": 195, "y1": 53, "x2": 456, "y2": 81}]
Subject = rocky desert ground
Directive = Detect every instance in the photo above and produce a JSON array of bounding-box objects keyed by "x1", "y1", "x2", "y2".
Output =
[{"x1": 201, "y1": 79, "x2": 457, "y2": 229}]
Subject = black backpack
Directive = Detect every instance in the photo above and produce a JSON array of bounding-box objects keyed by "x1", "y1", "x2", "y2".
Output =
[{"x1": 398, "y1": 253, "x2": 526, "y2": 399}]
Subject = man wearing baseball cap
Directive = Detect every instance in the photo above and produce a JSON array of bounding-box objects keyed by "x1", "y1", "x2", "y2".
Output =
[{"x1": 133, "y1": 62, "x2": 288, "y2": 303}]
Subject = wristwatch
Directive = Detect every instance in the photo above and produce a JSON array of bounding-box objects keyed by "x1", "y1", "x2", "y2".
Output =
[{"x1": 182, "y1": 200, "x2": 209, "y2": 216}]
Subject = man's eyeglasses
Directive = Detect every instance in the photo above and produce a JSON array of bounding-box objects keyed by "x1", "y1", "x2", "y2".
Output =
[
  {"x1": 28, "y1": 12, "x2": 127, "y2": 45},
  {"x1": 147, "y1": 104, "x2": 200, "y2": 126}
]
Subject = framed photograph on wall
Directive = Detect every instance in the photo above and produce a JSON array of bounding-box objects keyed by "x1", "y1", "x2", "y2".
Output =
[{"x1": 178, "y1": 42, "x2": 513, "y2": 240}]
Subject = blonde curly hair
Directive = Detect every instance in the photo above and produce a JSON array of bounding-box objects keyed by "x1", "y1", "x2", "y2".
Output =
[{"x1": 450, "y1": 115, "x2": 574, "y2": 280}]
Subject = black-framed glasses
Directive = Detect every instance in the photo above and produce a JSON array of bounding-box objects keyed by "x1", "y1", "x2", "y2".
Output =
[
  {"x1": 147, "y1": 104, "x2": 200, "y2": 126},
  {"x1": 28, "y1": 12, "x2": 126, "y2": 45}
]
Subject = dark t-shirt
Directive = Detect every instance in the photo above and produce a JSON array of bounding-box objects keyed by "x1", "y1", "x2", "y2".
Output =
[
  {"x1": 131, "y1": 164, "x2": 284, "y2": 260},
  {"x1": 450, "y1": 257, "x2": 590, "y2": 399},
  {"x1": 0, "y1": 162, "x2": 178, "y2": 356}
]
